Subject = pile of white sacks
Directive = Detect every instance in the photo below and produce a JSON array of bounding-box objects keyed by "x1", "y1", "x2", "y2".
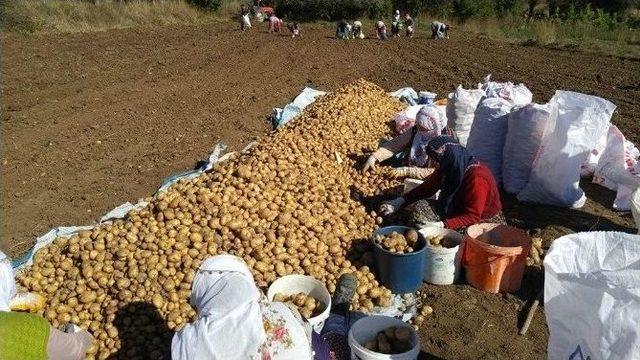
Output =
[{"x1": 398, "y1": 75, "x2": 640, "y2": 212}]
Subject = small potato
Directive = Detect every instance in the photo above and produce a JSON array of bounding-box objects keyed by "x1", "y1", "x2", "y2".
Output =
[
  {"x1": 394, "y1": 327, "x2": 411, "y2": 342},
  {"x1": 273, "y1": 293, "x2": 287, "y2": 302}
]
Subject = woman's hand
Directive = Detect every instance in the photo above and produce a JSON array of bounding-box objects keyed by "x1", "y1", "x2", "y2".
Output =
[{"x1": 379, "y1": 197, "x2": 405, "y2": 216}]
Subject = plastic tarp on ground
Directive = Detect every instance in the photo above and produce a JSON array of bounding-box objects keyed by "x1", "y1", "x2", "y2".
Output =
[{"x1": 272, "y1": 87, "x2": 327, "y2": 127}]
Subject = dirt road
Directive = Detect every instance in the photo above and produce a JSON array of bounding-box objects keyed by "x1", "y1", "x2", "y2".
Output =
[{"x1": 2, "y1": 22, "x2": 639, "y2": 359}]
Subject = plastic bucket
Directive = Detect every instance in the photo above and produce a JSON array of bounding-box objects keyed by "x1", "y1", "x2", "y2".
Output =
[
  {"x1": 418, "y1": 91, "x2": 437, "y2": 105},
  {"x1": 267, "y1": 275, "x2": 332, "y2": 332},
  {"x1": 373, "y1": 226, "x2": 426, "y2": 294},
  {"x1": 348, "y1": 315, "x2": 420, "y2": 360},
  {"x1": 463, "y1": 223, "x2": 531, "y2": 293},
  {"x1": 419, "y1": 227, "x2": 464, "y2": 285}
]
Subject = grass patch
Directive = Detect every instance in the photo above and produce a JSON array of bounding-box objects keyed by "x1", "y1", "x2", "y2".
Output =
[
  {"x1": 452, "y1": 16, "x2": 640, "y2": 58},
  {"x1": 0, "y1": 0, "x2": 222, "y2": 34}
]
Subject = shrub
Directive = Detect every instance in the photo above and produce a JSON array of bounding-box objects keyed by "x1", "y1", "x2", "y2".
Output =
[
  {"x1": 188, "y1": 0, "x2": 222, "y2": 12},
  {"x1": 273, "y1": 0, "x2": 392, "y2": 21}
]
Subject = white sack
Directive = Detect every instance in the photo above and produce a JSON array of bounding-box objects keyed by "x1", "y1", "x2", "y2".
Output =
[
  {"x1": 466, "y1": 97, "x2": 513, "y2": 184},
  {"x1": 446, "y1": 85, "x2": 485, "y2": 146},
  {"x1": 502, "y1": 103, "x2": 551, "y2": 194},
  {"x1": 481, "y1": 74, "x2": 533, "y2": 106},
  {"x1": 544, "y1": 231, "x2": 640, "y2": 360},
  {"x1": 580, "y1": 133, "x2": 608, "y2": 177},
  {"x1": 632, "y1": 189, "x2": 640, "y2": 234},
  {"x1": 517, "y1": 91, "x2": 616, "y2": 208},
  {"x1": 593, "y1": 125, "x2": 640, "y2": 210}
]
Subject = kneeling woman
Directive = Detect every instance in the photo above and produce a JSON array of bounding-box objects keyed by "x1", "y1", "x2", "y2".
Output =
[{"x1": 380, "y1": 136, "x2": 504, "y2": 230}]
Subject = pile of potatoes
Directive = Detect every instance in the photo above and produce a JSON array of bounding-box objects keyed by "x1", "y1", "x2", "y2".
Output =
[
  {"x1": 527, "y1": 238, "x2": 545, "y2": 267},
  {"x1": 375, "y1": 229, "x2": 420, "y2": 254},
  {"x1": 16, "y1": 80, "x2": 406, "y2": 359},
  {"x1": 273, "y1": 292, "x2": 325, "y2": 319},
  {"x1": 362, "y1": 326, "x2": 414, "y2": 354}
]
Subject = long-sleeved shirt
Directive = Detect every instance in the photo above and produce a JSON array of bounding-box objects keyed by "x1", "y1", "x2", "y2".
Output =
[{"x1": 403, "y1": 163, "x2": 502, "y2": 229}]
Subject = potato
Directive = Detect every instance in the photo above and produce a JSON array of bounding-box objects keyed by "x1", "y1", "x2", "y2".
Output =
[{"x1": 394, "y1": 327, "x2": 411, "y2": 342}]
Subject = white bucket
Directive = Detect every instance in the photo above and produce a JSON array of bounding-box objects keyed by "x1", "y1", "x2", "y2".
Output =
[
  {"x1": 419, "y1": 227, "x2": 464, "y2": 285},
  {"x1": 418, "y1": 91, "x2": 437, "y2": 105},
  {"x1": 267, "y1": 275, "x2": 331, "y2": 333},
  {"x1": 348, "y1": 315, "x2": 420, "y2": 360}
]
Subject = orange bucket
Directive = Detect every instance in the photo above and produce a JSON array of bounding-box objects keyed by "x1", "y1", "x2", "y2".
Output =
[{"x1": 462, "y1": 223, "x2": 531, "y2": 293}]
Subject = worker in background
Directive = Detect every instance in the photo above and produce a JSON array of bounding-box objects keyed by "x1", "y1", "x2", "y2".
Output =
[
  {"x1": 336, "y1": 19, "x2": 350, "y2": 39},
  {"x1": 391, "y1": 10, "x2": 402, "y2": 37},
  {"x1": 379, "y1": 136, "x2": 505, "y2": 230},
  {"x1": 352, "y1": 21, "x2": 365, "y2": 39},
  {"x1": 363, "y1": 105, "x2": 446, "y2": 179},
  {"x1": 267, "y1": 13, "x2": 283, "y2": 33},
  {"x1": 404, "y1": 13, "x2": 415, "y2": 37},
  {"x1": 239, "y1": 4, "x2": 251, "y2": 31},
  {"x1": 172, "y1": 255, "x2": 358, "y2": 360},
  {"x1": 376, "y1": 20, "x2": 388, "y2": 40},
  {"x1": 431, "y1": 21, "x2": 450, "y2": 39},
  {"x1": 0, "y1": 251, "x2": 94, "y2": 360},
  {"x1": 287, "y1": 22, "x2": 300, "y2": 37}
]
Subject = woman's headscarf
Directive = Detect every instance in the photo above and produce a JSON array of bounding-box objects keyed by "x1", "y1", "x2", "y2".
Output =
[
  {"x1": 423, "y1": 136, "x2": 478, "y2": 216},
  {"x1": 171, "y1": 255, "x2": 266, "y2": 360},
  {"x1": 0, "y1": 251, "x2": 17, "y2": 312},
  {"x1": 409, "y1": 105, "x2": 445, "y2": 167}
]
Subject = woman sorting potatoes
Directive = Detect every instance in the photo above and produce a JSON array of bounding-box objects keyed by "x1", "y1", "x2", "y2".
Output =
[
  {"x1": 378, "y1": 135, "x2": 505, "y2": 230},
  {"x1": 362, "y1": 105, "x2": 446, "y2": 179},
  {"x1": 0, "y1": 251, "x2": 94, "y2": 360},
  {"x1": 172, "y1": 254, "x2": 358, "y2": 360}
]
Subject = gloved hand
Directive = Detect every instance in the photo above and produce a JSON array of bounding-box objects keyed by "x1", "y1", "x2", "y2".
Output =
[
  {"x1": 362, "y1": 155, "x2": 378, "y2": 173},
  {"x1": 379, "y1": 197, "x2": 405, "y2": 216},
  {"x1": 392, "y1": 167, "x2": 434, "y2": 179},
  {"x1": 417, "y1": 221, "x2": 444, "y2": 229}
]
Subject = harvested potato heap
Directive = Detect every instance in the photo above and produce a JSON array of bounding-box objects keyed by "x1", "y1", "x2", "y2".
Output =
[
  {"x1": 426, "y1": 234, "x2": 458, "y2": 248},
  {"x1": 363, "y1": 326, "x2": 414, "y2": 354},
  {"x1": 16, "y1": 79, "x2": 405, "y2": 359},
  {"x1": 273, "y1": 292, "x2": 325, "y2": 319},
  {"x1": 375, "y1": 229, "x2": 419, "y2": 254}
]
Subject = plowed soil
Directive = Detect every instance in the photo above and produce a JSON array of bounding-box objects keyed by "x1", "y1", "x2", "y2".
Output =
[{"x1": 2, "y1": 22, "x2": 639, "y2": 359}]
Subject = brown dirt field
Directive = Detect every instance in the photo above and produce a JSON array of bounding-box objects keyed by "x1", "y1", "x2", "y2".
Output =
[{"x1": 2, "y1": 22, "x2": 639, "y2": 359}]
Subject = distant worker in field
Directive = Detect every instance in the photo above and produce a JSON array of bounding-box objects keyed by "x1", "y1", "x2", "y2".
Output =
[
  {"x1": 391, "y1": 10, "x2": 402, "y2": 37},
  {"x1": 431, "y1": 21, "x2": 450, "y2": 39},
  {"x1": 267, "y1": 13, "x2": 283, "y2": 33},
  {"x1": 287, "y1": 22, "x2": 300, "y2": 37},
  {"x1": 405, "y1": 13, "x2": 414, "y2": 37},
  {"x1": 376, "y1": 20, "x2": 388, "y2": 40},
  {"x1": 239, "y1": 5, "x2": 251, "y2": 31},
  {"x1": 352, "y1": 21, "x2": 365, "y2": 39},
  {"x1": 336, "y1": 19, "x2": 350, "y2": 39}
]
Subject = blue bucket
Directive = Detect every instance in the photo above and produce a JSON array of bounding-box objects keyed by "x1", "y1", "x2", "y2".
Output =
[{"x1": 373, "y1": 226, "x2": 426, "y2": 294}]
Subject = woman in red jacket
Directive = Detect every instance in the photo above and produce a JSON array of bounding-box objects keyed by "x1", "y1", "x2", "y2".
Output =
[{"x1": 379, "y1": 136, "x2": 505, "y2": 230}]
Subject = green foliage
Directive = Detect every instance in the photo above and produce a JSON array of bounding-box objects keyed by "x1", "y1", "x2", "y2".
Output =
[
  {"x1": 188, "y1": 0, "x2": 222, "y2": 11},
  {"x1": 274, "y1": 0, "x2": 392, "y2": 21}
]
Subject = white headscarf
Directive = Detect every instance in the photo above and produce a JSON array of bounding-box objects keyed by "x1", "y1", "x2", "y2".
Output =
[
  {"x1": 409, "y1": 105, "x2": 445, "y2": 167},
  {"x1": 0, "y1": 251, "x2": 17, "y2": 312},
  {"x1": 171, "y1": 255, "x2": 266, "y2": 360}
]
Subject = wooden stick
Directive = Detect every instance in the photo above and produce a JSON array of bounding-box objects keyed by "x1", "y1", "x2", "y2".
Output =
[{"x1": 520, "y1": 289, "x2": 544, "y2": 336}]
